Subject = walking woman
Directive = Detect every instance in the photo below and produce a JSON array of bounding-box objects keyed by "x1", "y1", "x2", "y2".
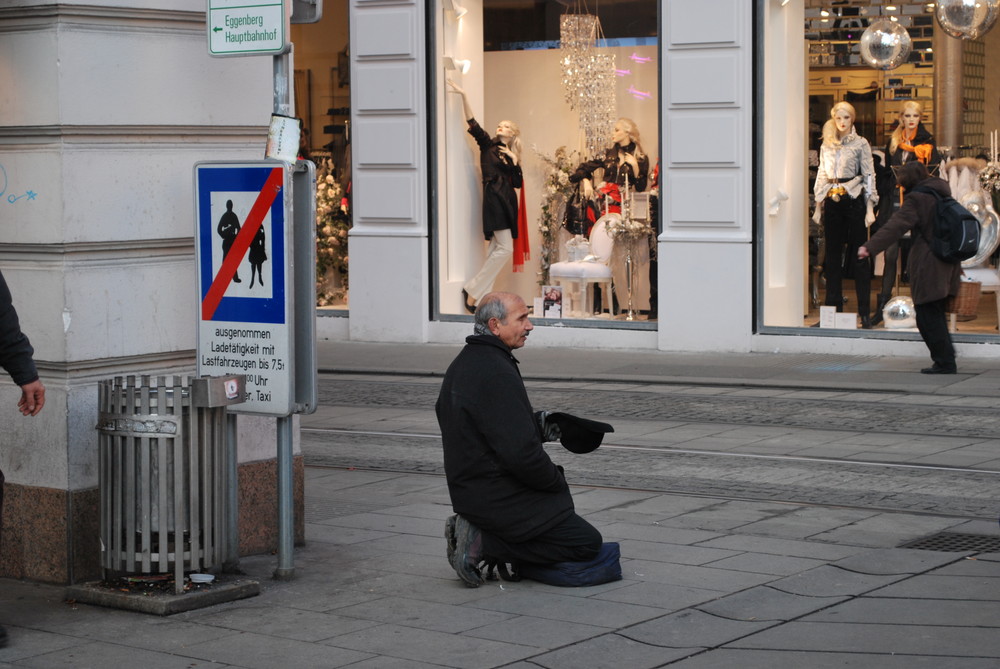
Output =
[{"x1": 859, "y1": 161, "x2": 962, "y2": 374}]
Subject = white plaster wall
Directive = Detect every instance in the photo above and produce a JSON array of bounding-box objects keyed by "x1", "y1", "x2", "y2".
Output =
[
  {"x1": 762, "y1": 0, "x2": 807, "y2": 327},
  {"x1": 0, "y1": 3, "x2": 276, "y2": 492},
  {"x1": 658, "y1": 0, "x2": 753, "y2": 352},
  {"x1": 348, "y1": 0, "x2": 430, "y2": 342}
]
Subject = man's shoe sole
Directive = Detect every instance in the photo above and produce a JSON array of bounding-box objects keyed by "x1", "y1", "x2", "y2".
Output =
[{"x1": 450, "y1": 515, "x2": 483, "y2": 588}]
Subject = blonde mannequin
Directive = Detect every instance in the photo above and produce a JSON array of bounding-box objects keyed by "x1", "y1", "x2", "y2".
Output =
[{"x1": 813, "y1": 101, "x2": 879, "y2": 327}]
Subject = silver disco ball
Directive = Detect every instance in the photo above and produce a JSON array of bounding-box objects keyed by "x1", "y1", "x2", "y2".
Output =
[
  {"x1": 860, "y1": 19, "x2": 912, "y2": 70},
  {"x1": 883, "y1": 296, "x2": 917, "y2": 329},
  {"x1": 936, "y1": 0, "x2": 1000, "y2": 40}
]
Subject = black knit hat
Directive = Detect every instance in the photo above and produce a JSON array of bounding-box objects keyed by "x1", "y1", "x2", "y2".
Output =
[{"x1": 548, "y1": 412, "x2": 614, "y2": 454}]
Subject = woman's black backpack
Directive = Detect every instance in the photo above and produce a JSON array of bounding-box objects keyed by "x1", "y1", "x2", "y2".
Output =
[{"x1": 912, "y1": 185, "x2": 981, "y2": 263}]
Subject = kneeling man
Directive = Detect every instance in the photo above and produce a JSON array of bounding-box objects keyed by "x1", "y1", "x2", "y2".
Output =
[{"x1": 436, "y1": 291, "x2": 602, "y2": 587}]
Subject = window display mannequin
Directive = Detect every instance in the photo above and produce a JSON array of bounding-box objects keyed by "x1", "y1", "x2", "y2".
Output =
[
  {"x1": 813, "y1": 101, "x2": 878, "y2": 327},
  {"x1": 871, "y1": 101, "x2": 941, "y2": 326},
  {"x1": 569, "y1": 119, "x2": 651, "y2": 315},
  {"x1": 569, "y1": 118, "x2": 649, "y2": 201},
  {"x1": 447, "y1": 80, "x2": 525, "y2": 314}
]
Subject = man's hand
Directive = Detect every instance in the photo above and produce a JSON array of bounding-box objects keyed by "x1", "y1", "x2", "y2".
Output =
[
  {"x1": 535, "y1": 411, "x2": 562, "y2": 442},
  {"x1": 18, "y1": 379, "x2": 45, "y2": 416}
]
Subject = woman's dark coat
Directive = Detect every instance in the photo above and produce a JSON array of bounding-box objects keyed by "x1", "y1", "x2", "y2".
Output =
[
  {"x1": 864, "y1": 176, "x2": 962, "y2": 305},
  {"x1": 467, "y1": 119, "x2": 522, "y2": 240},
  {"x1": 570, "y1": 142, "x2": 650, "y2": 193},
  {"x1": 436, "y1": 334, "x2": 574, "y2": 543}
]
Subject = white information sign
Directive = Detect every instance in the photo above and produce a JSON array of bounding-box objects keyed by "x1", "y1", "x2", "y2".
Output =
[
  {"x1": 195, "y1": 162, "x2": 294, "y2": 416},
  {"x1": 208, "y1": 0, "x2": 288, "y2": 57}
]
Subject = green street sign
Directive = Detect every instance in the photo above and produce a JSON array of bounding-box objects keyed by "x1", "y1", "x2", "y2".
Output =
[{"x1": 208, "y1": 0, "x2": 288, "y2": 57}]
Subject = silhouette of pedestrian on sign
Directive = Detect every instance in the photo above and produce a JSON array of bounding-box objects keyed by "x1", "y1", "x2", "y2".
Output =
[
  {"x1": 249, "y1": 224, "x2": 267, "y2": 289},
  {"x1": 217, "y1": 199, "x2": 242, "y2": 283}
]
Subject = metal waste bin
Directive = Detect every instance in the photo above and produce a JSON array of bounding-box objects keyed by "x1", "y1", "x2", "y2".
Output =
[{"x1": 96, "y1": 374, "x2": 244, "y2": 592}]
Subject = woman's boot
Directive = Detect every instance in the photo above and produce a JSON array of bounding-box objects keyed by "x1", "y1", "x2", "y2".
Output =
[{"x1": 871, "y1": 295, "x2": 888, "y2": 326}]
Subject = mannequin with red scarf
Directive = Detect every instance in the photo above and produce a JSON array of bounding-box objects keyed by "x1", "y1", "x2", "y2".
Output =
[
  {"x1": 448, "y1": 80, "x2": 528, "y2": 314},
  {"x1": 569, "y1": 118, "x2": 650, "y2": 211},
  {"x1": 871, "y1": 101, "x2": 942, "y2": 325},
  {"x1": 570, "y1": 119, "x2": 652, "y2": 315}
]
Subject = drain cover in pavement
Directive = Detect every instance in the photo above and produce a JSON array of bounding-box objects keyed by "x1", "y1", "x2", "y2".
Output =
[{"x1": 900, "y1": 532, "x2": 1000, "y2": 553}]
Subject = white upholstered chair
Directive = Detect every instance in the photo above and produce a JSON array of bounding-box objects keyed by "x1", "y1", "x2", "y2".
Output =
[{"x1": 548, "y1": 214, "x2": 617, "y2": 317}]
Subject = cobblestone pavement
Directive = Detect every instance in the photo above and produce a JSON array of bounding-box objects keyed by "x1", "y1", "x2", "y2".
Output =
[
  {"x1": 317, "y1": 376, "x2": 1000, "y2": 439},
  {"x1": 306, "y1": 375, "x2": 1000, "y2": 520},
  {"x1": 302, "y1": 431, "x2": 999, "y2": 520}
]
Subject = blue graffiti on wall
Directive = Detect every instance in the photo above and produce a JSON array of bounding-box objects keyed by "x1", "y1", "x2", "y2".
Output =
[{"x1": 0, "y1": 164, "x2": 38, "y2": 204}]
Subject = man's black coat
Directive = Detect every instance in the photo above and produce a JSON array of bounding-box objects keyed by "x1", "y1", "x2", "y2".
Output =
[{"x1": 436, "y1": 335, "x2": 574, "y2": 543}]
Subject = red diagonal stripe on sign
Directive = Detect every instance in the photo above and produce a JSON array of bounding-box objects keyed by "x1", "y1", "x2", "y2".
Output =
[{"x1": 202, "y1": 167, "x2": 283, "y2": 321}]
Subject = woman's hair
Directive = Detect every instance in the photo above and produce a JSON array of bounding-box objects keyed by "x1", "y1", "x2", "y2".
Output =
[
  {"x1": 889, "y1": 101, "x2": 923, "y2": 154},
  {"x1": 615, "y1": 117, "x2": 645, "y2": 158},
  {"x1": 499, "y1": 119, "x2": 522, "y2": 162},
  {"x1": 897, "y1": 159, "x2": 929, "y2": 191},
  {"x1": 821, "y1": 101, "x2": 856, "y2": 146}
]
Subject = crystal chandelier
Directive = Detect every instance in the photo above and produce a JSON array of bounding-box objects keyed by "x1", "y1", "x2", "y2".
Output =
[{"x1": 560, "y1": 9, "x2": 616, "y2": 159}]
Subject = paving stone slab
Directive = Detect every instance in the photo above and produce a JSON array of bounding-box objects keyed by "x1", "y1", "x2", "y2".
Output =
[
  {"x1": 930, "y1": 556, "x2": 1000, "y2": 577},
  {"x1": 658, "y1": 507, "x2": 807, "y2": 532},
  {"x1": 733, "y1": 507, "x2": 879, "y2": 540},
  {"x1": 728, "y1": 621, "x2": 1000, "y2": 657},
  {"x1": 621, "y1": 608, "x2": 775, "y2": 648},
  {"x1": 617, "y1": 495, "x2": 724, "y2": 518},
  {"x1": 696, "y1": 585, "x2": 848, "y2": 622},
  {"x1": 460, "y1": 614, "x2": 608, "y2": 649},
  {"x1": 185, "y1": 605, "x2": 380, "y2": 641},
  {"x1": 666, "y1": 648, "x2": 1000, "y2": 668},
  {"x1": 801, "y1": 597, "x2": 1000, "y2": 626},
  {"x1": 703, "y1": 552, "x2": 828, "y2": 576},
  {"x1": 3, "y1": 639, "x2": 233, "y2": 669},
  {"x1": 592, "y1": 581, "x2": 724, "y2": 611},
  {"x1": 187, "y1": 630, "x2": 377, "y2": 669},
  {"x1": 809, "y1": 514, "x2": 967, "y2": 548},
  {"x1": 528, "y1": 632, "x2": 695, "y2": 669},
  {"x1": 31, "y1": 611, "x2": 240, "y2": 653},
  {"x1": 596, "y1": 521, "x2": 722, "y2": 546},
  {"x1": 324, "y1": 622, "x2": 538, "y2": 668},
  {"x1": 767, "y1": 565, "x2": 908, "y2": 597},
  {"x1": 623, "y1": 559, "x2": 779, "y2": 592},
  {"x1": 698, "y1": 535, "x2": 864, "y2": 561},
  {"x1": 467, "y1": 589, "x2": 665, "y2": 628},
  {"x1": 618, "y1": 539, "x2": 741, "y2": 565},
  {"x1": 830, "y1": 547, "x2": 963, "y2": 575},
  {"x1": 0, "y1": 627, "x2": 97, "y2": 664},
  {"x1": 870, "y1": 574, "x2": 1000, "y2": 600},
  {"x1": 318, "y1": 512, "x2": 445, "y2": 536},
  {"x1": 344, "y1": 572, "x2": 506, "y2": 606},
  {"x1": 332, "y1": 595, "x2": 514, "y2": 633}
]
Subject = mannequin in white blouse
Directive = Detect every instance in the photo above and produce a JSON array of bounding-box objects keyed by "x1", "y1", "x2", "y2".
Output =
[{"x1": 812, "y1": 101, "x2": 878, "y2": 327}]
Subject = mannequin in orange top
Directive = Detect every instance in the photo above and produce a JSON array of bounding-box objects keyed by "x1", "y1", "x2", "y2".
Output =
[{"x1": 871, "y1": 101, "x2": 942, "y2": 325}]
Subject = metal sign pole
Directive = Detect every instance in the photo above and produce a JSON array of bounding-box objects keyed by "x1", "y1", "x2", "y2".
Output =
[{"x1": 272, "y1": 42, "x2": 296, "y2": 580}]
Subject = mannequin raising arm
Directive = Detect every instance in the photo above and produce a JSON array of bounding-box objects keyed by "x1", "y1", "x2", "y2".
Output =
[{"x1": 447, "y1": 79, "x2": 476, "y2": 123}]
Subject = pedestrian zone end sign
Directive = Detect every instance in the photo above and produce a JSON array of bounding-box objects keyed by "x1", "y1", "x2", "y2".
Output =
[
  {"x1": 208, "y1": 0, "x2": 288, "y2": 57},
  {"x1": 195, "y1": 162, "x2": 293, "y2": 416}
]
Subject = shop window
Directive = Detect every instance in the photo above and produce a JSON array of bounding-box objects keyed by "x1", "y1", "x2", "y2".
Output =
[
  {"x1": 291, "y1": 3, "x2": 352, "y2": 311},
  {"x1": 435, "y1": 0, "x2": 660, "y2": 324},
  {"x1": 761, "y1": 2, "x2": 1000, "y2": 338}
]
